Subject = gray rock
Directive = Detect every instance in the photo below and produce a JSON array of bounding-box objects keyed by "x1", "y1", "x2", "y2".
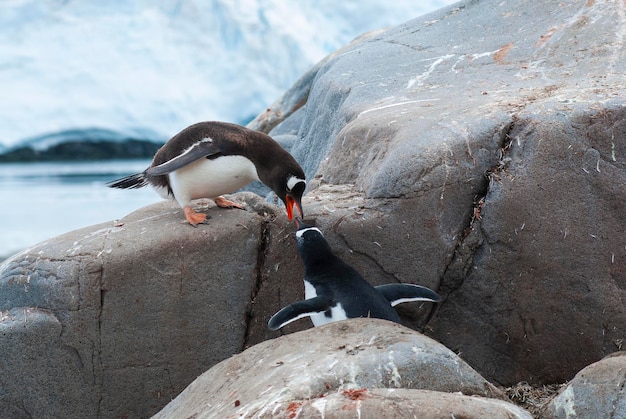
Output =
[
  {"x1": 153, "y1": 318, "x2": 511, "y2": 418},
  {"x1": 276, "y1": 0, "x2": 626, "y2": 385},
  {"x1": 271, "y1": 134, "x2": 297, "y2": 152},
  {"x1": 539, "y1": 352, "x2": 626, "y2": 419},
  {"x1": 248, "y1": 388, "x2": 532, "y2": 419},
  {"x1": 2, "y1": 0, "x2": 626, "y2": 416},
  {"x1": 0, "y1": 194, "x2": 280, "y2": 418},
  {"x1": 429, "y1": 104, "x2": 626, "y2": 385},
  {"x1": 269, "y1": 107, "x2": 306, "y2": 137},
  {"x1": 0, "y1": 307, "x2": 96, "y2": 418}
]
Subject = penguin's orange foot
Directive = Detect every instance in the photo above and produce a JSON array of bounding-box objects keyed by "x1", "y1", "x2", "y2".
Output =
[
  {"x1": 184, "y1": 206, "x2": 210, "y2": 227},
  {"x1": 214, "y1": 196, "x2": 245, "y2": 210}
]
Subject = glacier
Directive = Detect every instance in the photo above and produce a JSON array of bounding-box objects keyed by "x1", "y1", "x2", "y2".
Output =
[
  {"x1": 0, "y1": 0, "x2": 458, "y2": 257},
  {"x1": 0, "y1": 0, "x2": 458, "y2": 150}
]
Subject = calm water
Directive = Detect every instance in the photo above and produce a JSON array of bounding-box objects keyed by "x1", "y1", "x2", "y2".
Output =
[{"x1": 0, "y1": 159, "x2": 161, "y2": 259}]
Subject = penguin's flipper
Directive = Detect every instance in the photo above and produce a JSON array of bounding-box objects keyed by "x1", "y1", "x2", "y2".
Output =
[
  {"x1": 375, "y1": 283, "x2": 442, "y2": 307},
  {"x1": 268, "y1": 296, "x2": 333, "y2": 331},
  {"x1": 147, "y1": 141, "x2": 223, "y2": 176}
]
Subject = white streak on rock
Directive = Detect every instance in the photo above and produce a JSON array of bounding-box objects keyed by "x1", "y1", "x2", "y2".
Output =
[
  {"x1": 311, "y1": 397, "x2": 327, "y2": 418},
  {"x1": 357, "y1": 99, "x2": 438, "y2": 118},
  {"x1": 451, "y1": 50, "x2": 500, "y2": 72},
  {"x1": 553, "y1": 385, "x2": 577, "y2": 418},
  {"x1": 406, "y1": 54, "x2": 454, "y2": 88},
  {"x1": 386, "y1": 351, "x2": 402, "y2": 387}
]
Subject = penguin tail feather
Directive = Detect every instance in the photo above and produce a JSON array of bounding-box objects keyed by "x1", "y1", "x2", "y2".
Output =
[{"x1": 107, "y1": 173, "x2": 149, "y2": 189}]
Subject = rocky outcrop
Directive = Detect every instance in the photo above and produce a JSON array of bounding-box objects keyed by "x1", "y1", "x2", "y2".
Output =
[
  {"x1": 257, "y1": 0, "x2": 626, "y2": 386},
  {"x1": 154, "y1": 319, "x2": 532, "y2": 418},
  {"x1": 539, "y1": 351, "x2": 626, "y2": 419},
  {"x1": 1, "y1": 0, "x2": 625, "y2": 417},
  {"x1": 0, "y1": 194, "x2": 285, "y2": 418}
]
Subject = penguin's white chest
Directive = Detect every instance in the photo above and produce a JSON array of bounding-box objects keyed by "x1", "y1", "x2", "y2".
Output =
[
  {"x1": 168, "y1": 155, "x2": 259, "y2": 205},
  {"x1": 304, "y1": 281, "x2": 348, "y2": 327}
]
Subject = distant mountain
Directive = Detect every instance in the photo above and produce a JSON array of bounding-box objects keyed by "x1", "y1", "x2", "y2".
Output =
[
  {"x1": 0, "y1": 0, "x2": 456, "y2": 155},
  {"x1": 0, "y1": 128, "x2": 164, "y2": 162}
]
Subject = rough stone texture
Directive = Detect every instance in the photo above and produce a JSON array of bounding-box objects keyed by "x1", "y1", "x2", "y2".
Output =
[
  {"x1": 0, "y1": 308, "x2": 96, "y2": 419},
  {"x1": 265, "y1": 0, "x2": 626, "y2": 385},
  {"x1": 154, "y1": 319, "x2": 512, "y2": 418},
  {"x1": 254, "y1": 389, "x2": 532, "y2": 419},
  {"x1": 431, "y1": 107, "x2": 626, "y2": 385},
  {"x1": 0, "y1": 193, "x2": 281, "y2": 418},
  {"x1": 539, "y1": 351, "x2": 626, "y2": 419},
  {"x1": 2, "y1": 0, "x2": 626, "y2": 416}
]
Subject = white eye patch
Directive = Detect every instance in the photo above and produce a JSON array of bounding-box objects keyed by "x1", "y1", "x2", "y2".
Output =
[{"x1": 287, "y1": 176, "x2": 305, "y2": 191}]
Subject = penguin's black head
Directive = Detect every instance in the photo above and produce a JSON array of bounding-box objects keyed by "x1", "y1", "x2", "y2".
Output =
[
  {"x1": 294, "y1": 217, "x2": 314, "y2": 233},
  {"x1": 294, "y1": 218, "x2": 333, "y2": 262},
  {"x1": 280, "y1": 175, "x2": 305, "y2": 221}
]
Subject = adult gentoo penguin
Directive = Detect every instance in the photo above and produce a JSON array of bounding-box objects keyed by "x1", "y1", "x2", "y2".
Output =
[
  {"x1": 107, "y1": 121, "x2": 306, "y2": 225},
  {"x1": 268, "y1": 219, "x2": 442, "y2": 330}
]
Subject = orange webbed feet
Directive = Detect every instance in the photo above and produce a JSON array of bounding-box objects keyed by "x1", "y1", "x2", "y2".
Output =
[
  {"x1": 214, "y1": 196, "x2": 245, "y2": 210},
  {"x1": 183, "y1": 206, "x2": 210, "y2": 227}
]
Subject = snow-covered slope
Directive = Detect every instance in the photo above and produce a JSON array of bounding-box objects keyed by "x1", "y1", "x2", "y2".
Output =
[{"x1": 0, "y1": 0, "x2": 457, "y2": 149}]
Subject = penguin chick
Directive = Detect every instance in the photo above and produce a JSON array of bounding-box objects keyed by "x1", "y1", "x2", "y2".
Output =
[{"x1": 268, "y1": 219, "x2": 442, "y2": 330}]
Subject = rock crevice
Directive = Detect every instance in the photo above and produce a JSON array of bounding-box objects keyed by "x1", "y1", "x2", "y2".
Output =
[{"x1": 438, "y1": 117, "x2": 516, "y2": 296}]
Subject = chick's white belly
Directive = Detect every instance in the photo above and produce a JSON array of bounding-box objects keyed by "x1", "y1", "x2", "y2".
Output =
[
  {"x1": 169, "y1": 155, "x2": 259, "y2": 206},
  {"x1": 304, "y1": 281, "x2": 348, "y2": 327},
  {"x1": 310, "y1": 304, "x2": 348, "y2": 327}
]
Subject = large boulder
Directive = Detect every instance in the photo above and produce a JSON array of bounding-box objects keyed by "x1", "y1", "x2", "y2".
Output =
[
  {"x1": 261, "y1": 0, "x2": 626, "y2": 386},
  {"x1": 0, "y1": 194, "x2": 287, "y2": 418},
  {"x1": 539, "y1": 351, "x2": 626, "y2": 419},
  {"x1": 154, "y1": 319, "x2": 532, "y2": 418}
]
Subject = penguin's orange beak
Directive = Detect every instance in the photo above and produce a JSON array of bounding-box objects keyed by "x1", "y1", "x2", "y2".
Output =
[{"x1": 285, "y1": 194, "x2": 303, "y2": 220}]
